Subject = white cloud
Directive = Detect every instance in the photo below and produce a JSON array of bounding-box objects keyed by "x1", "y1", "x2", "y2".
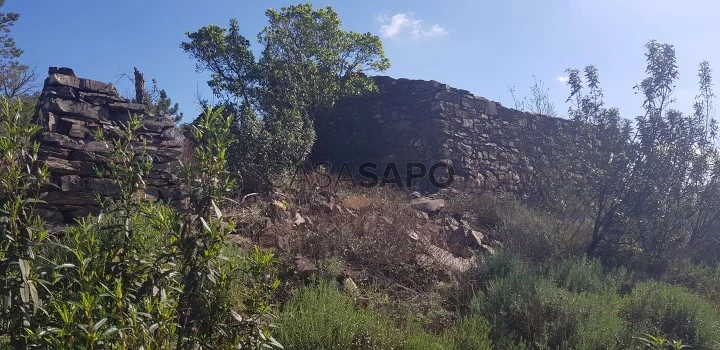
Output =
[
  {"x1": 378, "y1": 12, "x2": 447, "y2": 39},
  {"x1": 556, "y1": 76, "x2": 570, "y2": 84}
]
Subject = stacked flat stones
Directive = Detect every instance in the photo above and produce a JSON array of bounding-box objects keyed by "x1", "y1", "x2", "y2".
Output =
[
  {"x1": 314, "y1": 76, "x2": 576, "y2": 193},
  {"x1": 34, "y1": 67, "x2": 183, "y2": 223}
]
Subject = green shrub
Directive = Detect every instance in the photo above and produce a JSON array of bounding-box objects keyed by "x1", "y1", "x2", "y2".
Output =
[
  {"x1": 0, "y1": 106, "x2": 282, "y2": 348},
  {"x1": 278, "y1": 283, "x2": 400, "y2": 349},
  {"x1": 663, "y1": 262, "x2": 720, "y2": 306},
  {"x1": 471, "y1": 253, "x2": 625, "y2": 349},
  {"x1": 403, "y1": 315, "x2": 494, "y2": 350},
  {"x1": 442, "y1": 315, "x2": 493, "y2": 350},
  {"x1": 469, "y1": 250, "x2": 532, "y2": 288},
  {"x1": 445, "y1": 192, "x2": 512, "y2": 229},
  {"x1": 402, "y1": 322, "x2": 451, "y2": 350},
  {"x1": 621, "y1": 282, "x2": 720, "y2": 349},
  {"x1": 547, "y1": 257, "x2": 620, "y2": 294},
  {"x1": 0, "y1": 99, "x2": 50, "y2": 345}
]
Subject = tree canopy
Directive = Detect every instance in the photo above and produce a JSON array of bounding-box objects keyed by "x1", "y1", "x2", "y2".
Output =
[
  {"x1": 181, "y1": 3, "x2": 389, "y2": 186},
  {"x1": 0, "y1": 0, "x2": 35, "y2": 99}
]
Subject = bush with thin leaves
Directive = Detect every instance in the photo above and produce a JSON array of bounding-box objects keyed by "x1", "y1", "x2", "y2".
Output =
[
  {"x1": 0, "y1": 105, "x2": 283, "y2": 348},
  {"x1": 621, "y1": 282, "x2": 720, "y2": 349},
  {"x1": 0, "y1": 99, "x2": 50, "y2": 347}
]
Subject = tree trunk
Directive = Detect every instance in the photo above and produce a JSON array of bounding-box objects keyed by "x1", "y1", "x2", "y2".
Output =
[{"x1": 133, "y1": 67, "x2": 145, "y2": 106}]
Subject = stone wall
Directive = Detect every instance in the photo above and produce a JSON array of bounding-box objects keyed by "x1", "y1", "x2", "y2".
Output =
[
  {"x1": 313, "y1": 76, "x2": 576, "y2": 193},
  {"x1": 34, "y1": 67, "x2": 183, "y2": 223}
]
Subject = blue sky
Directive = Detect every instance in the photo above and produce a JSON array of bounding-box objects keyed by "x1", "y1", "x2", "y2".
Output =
[{"x1": 7, "y1": 0, "x2": 720, "y2": 122}]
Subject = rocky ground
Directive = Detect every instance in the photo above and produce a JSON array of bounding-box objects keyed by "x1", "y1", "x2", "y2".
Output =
[{"x1": 225, "y1": 185, "x2": 501, "y2": 326}]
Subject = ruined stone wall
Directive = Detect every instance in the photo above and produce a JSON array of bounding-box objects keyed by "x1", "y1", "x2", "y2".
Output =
[
  {"x1": 314, "y1": 76, "x2": 576, "y2": 193},
  {"x1": 34, "y1": 67, "x2": 183, "y2": 223}
]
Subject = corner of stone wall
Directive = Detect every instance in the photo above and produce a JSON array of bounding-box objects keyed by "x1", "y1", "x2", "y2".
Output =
[{"x1": 34, "y1": 67, "x2": 185, "y2": 224}]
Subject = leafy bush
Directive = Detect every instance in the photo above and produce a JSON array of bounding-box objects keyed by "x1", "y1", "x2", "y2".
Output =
[
  {"x1": 278, "y1": 282, "x2": 493, "y2": 350},
  {"x1": 0, "y1": 104, "x2": 283, "y2": 348},
  {"x1": 662, "y1": 262, "x2": 720, "y2": 306},
  {"x1": 495, "y1": 200, "x2": 589, "y2": 261},
  {"x1": 277, "y1": 282, "x2": 400, "y2": 350},
  {"x1": 441, "y1": 315, "x2": 493, "y2": 350},
  {"x1": 182, "y1": 4, "x2": 390, "y2": 185},
  {"x1": 471, "y1": 252, "x2": 626, "y2": 349},
  {"x1": 468, "y1": 251, "x2": 720, "y2": 348},
  {"x1": 468, "y1": 250, "x2": 532, "y2": 291},
  {"x1": 621, "y1": 282, "x2": 720, "y2": 349},
  {"x1": 0, "y1": 99, "x2": 49, "y2": 346},
  {"x1": 546, "y1": 257, "x2": 623, "y2": 294},
  {"x1": 402, "y1": 324, "x2": 450, "y2": 350}
]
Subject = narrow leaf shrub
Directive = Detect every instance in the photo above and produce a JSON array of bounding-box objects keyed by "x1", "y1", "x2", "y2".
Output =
[
  {"x1": 471, "y1": 252, "x2": 626, "y2": 349},
  {"x1": 277, "y1": 282, "x2": 400, "y2": 350},
  {"x1": 621, "y1": 282, "x2": 720, "y2": 349}
]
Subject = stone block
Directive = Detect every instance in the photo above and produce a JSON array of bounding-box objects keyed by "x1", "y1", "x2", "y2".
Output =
[
  {"x1": 141, "y1": 116, "x2": 175, "y2": 132},
  {"x1": 71, "y1": 150, "x2": 109, "y2": 163},
  {"x1": 43, "y1": 191, "x2": 98, "y2": 206},
  {"x1": 41, "y1": 157, "x2": 96, "y2": 176},
  {"x1": 38, "y1": 145, "x2": 70, "y2": 159},
  {"x1": 60, "y1": 175, "x2": 81, "y2": 191},
  {"x1": 79, "y1": 78, "x2": 117, "y2": 95},
  {"x1": 83, "y1": 178, "x2": 120, "y2": 196},
  {"x1": 108, "y1": 102, "x2": 145, "y2": 116},
  {"x1": 43, "y1": 85, "x2": 76, "y2": 100},
  {"x1": 67, "y1": 123, "x2": 90, "y2": 139},
  {"x1": 45, "y1": 98, "x2": 110, "y2": 120},
  {"x1": 47, "y1": 73, "x2": 80, "y2": 89},
  {"x1": 48, "y1": 67, "x2": 75, "y2": 76}
]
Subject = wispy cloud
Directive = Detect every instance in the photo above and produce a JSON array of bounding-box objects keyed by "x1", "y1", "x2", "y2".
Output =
[
  {"x1": 378, "y1": 12, "x2": 448, "y2": 39},
  {"x1": 556, "y1": 76, "x2": 570, "y2": 84}
]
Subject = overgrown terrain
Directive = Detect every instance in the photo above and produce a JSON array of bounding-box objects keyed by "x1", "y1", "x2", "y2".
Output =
[{"x1": 3, "y1": 2, "x2": 720, "y2": 349}]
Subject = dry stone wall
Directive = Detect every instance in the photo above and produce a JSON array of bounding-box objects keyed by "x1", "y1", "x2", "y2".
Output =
[
  {"x1": 34, "y1": 67, "x2": 183, "y2": 223},
  {"x1": 314, "y1": 76, "x2": 576, "y2": 193}
]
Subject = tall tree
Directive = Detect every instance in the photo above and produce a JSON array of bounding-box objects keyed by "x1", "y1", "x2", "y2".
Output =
[
  {"x1": 562, "y1": 66, "x2": 633, "y2": 256},
  {"x1": 181, "y1": 3, "x2": 390, "y2": 185},
  {"x1": 181, "y1": 18, "x2": 260, "y2": 107},
  {"x1": 257, "y1": 3, "x2": 390, "y2": 131},
  {"x1": 0, "y1": 1, "x2": 36, "y2": 99},
  {"x1": 537, "y1": 41, "x2": 718, "y2": 266}
]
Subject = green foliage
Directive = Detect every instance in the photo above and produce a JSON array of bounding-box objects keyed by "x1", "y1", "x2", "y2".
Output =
[
  {"x1": 473, "y1": 260, "x2": 625, "y2": 349},
  {"x1": 621, "y1": 282, "x2": 720, "y2": 349},
  {"x1": 465, "y1": 252, "x2": 720, "y2": 349},
  {"x1": 497, "y1": 198, "x2": 590, "y2": 261},
  {"x1": 0, "y1": 1, "x2": 36, "y2": 99},
  {"x1": 0, "y1": 99, "x2": 49, "y2": 346},
  {"x1": 258, "y1": 3, "x2": 390, "y2": 128},
  {"x1": 561, "y1": 65, "x2": 633, "y2": 256},
  {"x1": 529, "y1": 40, "x2": 720, "y2": 267},
  {"x1": 278, "y1": 282, "x2": 492, "y2": 350},
  {"x1": 402, "y1": 317, "x2": 494, "y2": 350},
  {"x1": 0, "y1": 0, "x2": 21, "y2": 60},
  {"x1": 546, "y1": 257, "x2": 621, "y2": 294},
  {"x1": 441, "y1": 315, "x2": 493, "y2": 350},
  {"x1": 182, "y1": 3, "x2": 390, "y2": 185},
  {"x1": 635, "y1": 333, "x2": 692, "y2": 349},
  {"x1": 662, "y1": 262, "x2": 720, "y2": 305},
  {"x1": 278, "y1": 282, "x2": 400, "y2": 350},
  {"x1": 449, "y1": 193, "x2": 591, "y2": 261},
  {"x1": 469, "y1": 253, "x2": 624, "y2": 348},
  {"x1": 0, "y1": 105, "x2": 282, "y2": 348},
  {"x1": 145, "y1": 78, "x2": 183, "y2": 122}
]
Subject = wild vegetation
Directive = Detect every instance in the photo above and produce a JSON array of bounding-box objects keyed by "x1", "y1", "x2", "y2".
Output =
[{"x1": 3, "y1": 1, "x2": 720, "y2": 349}]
